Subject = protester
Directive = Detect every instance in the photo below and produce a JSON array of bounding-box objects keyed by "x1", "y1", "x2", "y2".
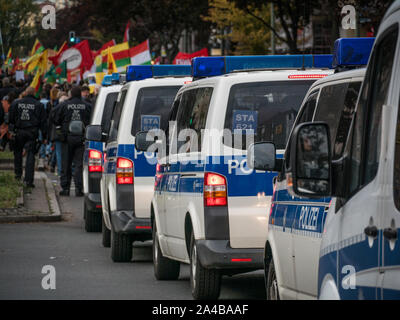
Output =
[
  {"x1": 55, "y1": 86, "x2": 91, "y2": 196},
  {"x1": 8, "y1": 87, "x2": 47, "y2": 187},
  {"x1": 48, "y1": 88, "x2": 63, "y2": 176},
  {"x1": 0, "y1": 77, "x2": 15, "y2": 101},
  {"x1": 0, "y1": 93, "x2": 16, "y2": 151},
  {"x1": 81, "y1": 85, "x2": 92, "y2": 104},
  {"x1": 38, "y1": 92, "x2": 50, "y2": 170}
]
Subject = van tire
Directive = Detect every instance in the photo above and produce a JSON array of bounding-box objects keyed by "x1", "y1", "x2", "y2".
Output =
[
  {"x1": 190, "y1": 233, "x2": 221, "y2": 300},
  {"x1": 84, "y1": 203, "x2": 102, "y2": 232},
  {"x1": 266, "y1": 258, "x2": 280, "y2": 300},
  {"x1": 111, "y1": 229, "x2": 132, "y2": 262},
  {"x1": 153, "y1": 220, "x2": 180, "y2": 280},
  {"x1": 102, "y1": 217, "x2": 111, "y2": 248}
]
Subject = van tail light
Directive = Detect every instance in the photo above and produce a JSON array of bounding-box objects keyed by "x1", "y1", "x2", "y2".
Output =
[
  {"x1": 88, "y1": 149, "x2": 102, "y2": 172},
  {"x1": 204, "y1": 172, "x2": 227, "y2": 207},
  {"x1": 116, "y1": 157, "x2": 133, "y2": 185},
  {"x1": 154, "y1": 163, "x2": 162, "y2": 189}
]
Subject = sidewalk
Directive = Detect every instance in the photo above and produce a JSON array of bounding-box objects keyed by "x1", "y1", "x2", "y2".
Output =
[{"x1": 0, "y1": 171, "x2": 62, "y2": 223}]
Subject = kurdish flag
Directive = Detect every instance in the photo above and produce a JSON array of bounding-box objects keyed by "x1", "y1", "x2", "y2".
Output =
[
  {"x1": 100, "y1": 42, "x2": 130, "y2": 73},
  {"x1": 107, "y1": 47, "x2": 118, "y2": 74},
  {"x1": 30, "y1": 71, "x2": 43, "y2": 97},
  {"x1": 31, "y1": 39, "x2": 44, "y2": 56},
  {"x1": 129, "y1": 40, "x2": 151, "y2": 66}
]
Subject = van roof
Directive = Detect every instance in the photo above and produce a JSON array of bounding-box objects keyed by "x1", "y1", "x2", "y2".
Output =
[
  {"x1": 179, "y1": 69, "x2": 334, "y2": 93},
  {"x1": 121, "y1": 76, "x2": 192, "y2": 91},
  {"x1": 307, "y1": 68, "x2": 366, "y2": 91}
]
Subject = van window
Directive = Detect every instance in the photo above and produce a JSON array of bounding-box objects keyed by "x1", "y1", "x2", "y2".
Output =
[
  {"x1": 224, "y1": 81, "x2": 314, "y2": 150},
  {"x1": 349, "y1": 26, "x2": 398, "y2": 195},
  {"x1": 314, "y1": 83, "x2": 348, "y2": 148},
  {"x1": 174, "y1": 87, "x2": 213, "y2": 153},
  {"x1": 108, "y1": 89, "x2": 127, "y2": 142},
  {"x1": 101, "y1": 92, "x2": 119, "y2": 134},
  {"x1": 284, "y1": 90, "x2": 319, "y2": 173},
  {"x1": 131, "y1": 86, "x2": 181, "y2": 136},
  {"x1": 332, "y1": 82, "x2": 361, "y2": 160}
]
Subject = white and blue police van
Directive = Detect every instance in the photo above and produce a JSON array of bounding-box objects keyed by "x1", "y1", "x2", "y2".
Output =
[
  {"x1": 135, "y1": 55, "x2": 333, "y2": 299},
  {"x1": 316, "y1": 2, "x2": 400, "y2": 299},
  {"x1": 271, "y1": 0, "x2": 400, "y2": 300},
  {"x1": 97, "y1": 65, "x2": 192, "y2": 262},
  {"x1": 83, "y1": 78, "x2": 122, "y2": 232},
  {"x1": 248, "y1": 37, "x2": 373, "y2": 300}
]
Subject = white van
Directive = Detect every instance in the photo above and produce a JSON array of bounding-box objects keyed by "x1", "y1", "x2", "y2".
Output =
[
  {"x1": 83, "y1": 84, "x2": 121, "y2": 232},
  {"x1": 287, "y1": 0, "x2": 400, "y2": 300},
  {"x1": 135, "y1": 55, "x2": 333, "y2": 299},
  {"x1": 99, "y1": 65, "x2": 191, "y2": 262}
]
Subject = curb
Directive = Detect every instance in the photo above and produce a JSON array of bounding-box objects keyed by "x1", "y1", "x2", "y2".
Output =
[
  {"x1": 37, "y1": 171, "x2": 62, "y2": 220},
  {"x1": 0, "y1": 214, "x2": 62, "y2": 223}
]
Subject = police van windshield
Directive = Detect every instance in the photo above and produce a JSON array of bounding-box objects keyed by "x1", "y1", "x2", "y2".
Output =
[
  {"x1": 224, "y1": 81, "x2": 314, "y2": 150},
  {"x1": 131, "y1": 86, "x2": 181, "y2": 135}
]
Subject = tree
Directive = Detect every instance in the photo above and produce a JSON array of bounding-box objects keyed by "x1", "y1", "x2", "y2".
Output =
[
  {"x1": 132, "y1": 0, "x2": 211, "y2": 62},
  {"x1": 204, "y1": 0, "x2": 272, "y2": 55},
  {"x1": 0, "y1": 0, "x2": 38, "y2": 57},
  {"x1": 232, "y1": 0, "x2": 319, "y2": 53}
]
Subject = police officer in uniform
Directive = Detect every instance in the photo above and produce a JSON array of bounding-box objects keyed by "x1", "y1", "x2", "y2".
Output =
[
  {"x1": 8, "y1": 87, "x2": 47, "y2": 187},
  {"x1": 55, "y1": 86, "x2": 91, "y2": 196}
]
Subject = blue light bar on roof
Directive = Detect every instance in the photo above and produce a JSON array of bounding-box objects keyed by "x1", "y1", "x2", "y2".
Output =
[
  {"x1": 111, "y1": 73, "x2": 120, "y2": 82},
  {"x1": 332, "y1": 38, "x2": 375, "y2": 68},
  {"x1": 192, "y1": 54, "x2": 333, "y2": 78},
  {"x1": 101, "y1": 75, "x2": 112, "y2": 86},
  {"x1": 152, "y1": 65, "x2": 191, "y2": 77},
  {"x1": 126, "y1": 65, "x2": 153, "y2": 82},
  {"x1": 126, "y1": 65, "x2": 192, "y2": 82}
]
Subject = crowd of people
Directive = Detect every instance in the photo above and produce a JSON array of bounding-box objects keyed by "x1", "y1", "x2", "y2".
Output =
[{"x1": 0, "y1": 74, "x2": 99, "y2": 197}]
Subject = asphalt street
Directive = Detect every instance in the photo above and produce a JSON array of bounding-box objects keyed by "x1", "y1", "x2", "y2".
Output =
[{"x1": 0, "y1": 173, "x2": 265, "y2": 300}]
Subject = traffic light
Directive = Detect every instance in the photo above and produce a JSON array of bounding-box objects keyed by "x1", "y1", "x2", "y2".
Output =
[{"x1": 69, "y1": 31, "x2": 76, "y2": 44}]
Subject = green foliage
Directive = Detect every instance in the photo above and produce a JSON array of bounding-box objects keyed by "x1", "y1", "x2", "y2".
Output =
[
  {"x1": 0, "y1": 0, "x2": 38, "y2": 57},
  {"x1": 0, "y1": 171, "x2": 22, "y2": 208},
  {"x1": 205, "y1": 0, "x2": 272, "y2": 55}
]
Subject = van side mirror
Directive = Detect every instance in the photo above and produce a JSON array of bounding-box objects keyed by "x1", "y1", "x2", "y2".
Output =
[
  {"x1": 135, "y1": 131, "x2": 153, "y2": 152},
  {"x1": 289, "y1": 122, "x2": 331, "y2": 198},
  {"x1": 85, "y1": 125, "x2": 106, "y2": 142},
  {"x1": 247, "y1": 142, "x2": 277, "y2": 171}
]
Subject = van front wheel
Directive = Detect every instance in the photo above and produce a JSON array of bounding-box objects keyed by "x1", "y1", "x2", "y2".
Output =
[
  {"x1": 266, "y1": 258, "x2": 280, "y2": 300},
  {"x1": 153, "y1": 220, "x2": 180, "y2": 280},
  {"x1": 111, "y1": 229, "x2": 132, "y2": 262},
  {"x1": 190, "y1": 233, "x2": 221, "y2": 300},
  {"x1": 84, "y1": 203, "x2": 102, "y2": 232},
  {"x1": 102, "y1": 217, "x2": 111, "y2": 248}
]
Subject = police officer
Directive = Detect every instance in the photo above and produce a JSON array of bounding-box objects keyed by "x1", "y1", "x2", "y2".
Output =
[
  {"x1": 55, "y1": 86, "x2": 91, "y2": 196},
  {"x1": 8, "y1": 87, "x2": 47, "y2": 187}
]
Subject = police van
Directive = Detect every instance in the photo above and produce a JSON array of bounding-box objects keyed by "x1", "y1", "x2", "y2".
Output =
[
  {"x1": 315, "y1": 2, "x2": 399, "y2": 300},
  {"x1": 83, "y1": 83, "x2": 121, "y2": 232},
  {"x1": 272, "y1": 1, "x2": 400, "y2": 300},
  {"x1": 97, "y1": 65, "x2": 192, "y2": 262},
  {"x1": 135, "y1": 55, "x2": 333, "y2": 299},
  {"x1": 248, "y1": 38, "x2": 373, "y2": 300}
]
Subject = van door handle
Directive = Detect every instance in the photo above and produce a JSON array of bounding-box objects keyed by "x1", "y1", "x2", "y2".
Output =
[
  {"x1": 364, "y1": 225, "x2": 378, "y2": 238},
  {"x1": 383, "y1": 228, "x2": 398, "y2": 240}
]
